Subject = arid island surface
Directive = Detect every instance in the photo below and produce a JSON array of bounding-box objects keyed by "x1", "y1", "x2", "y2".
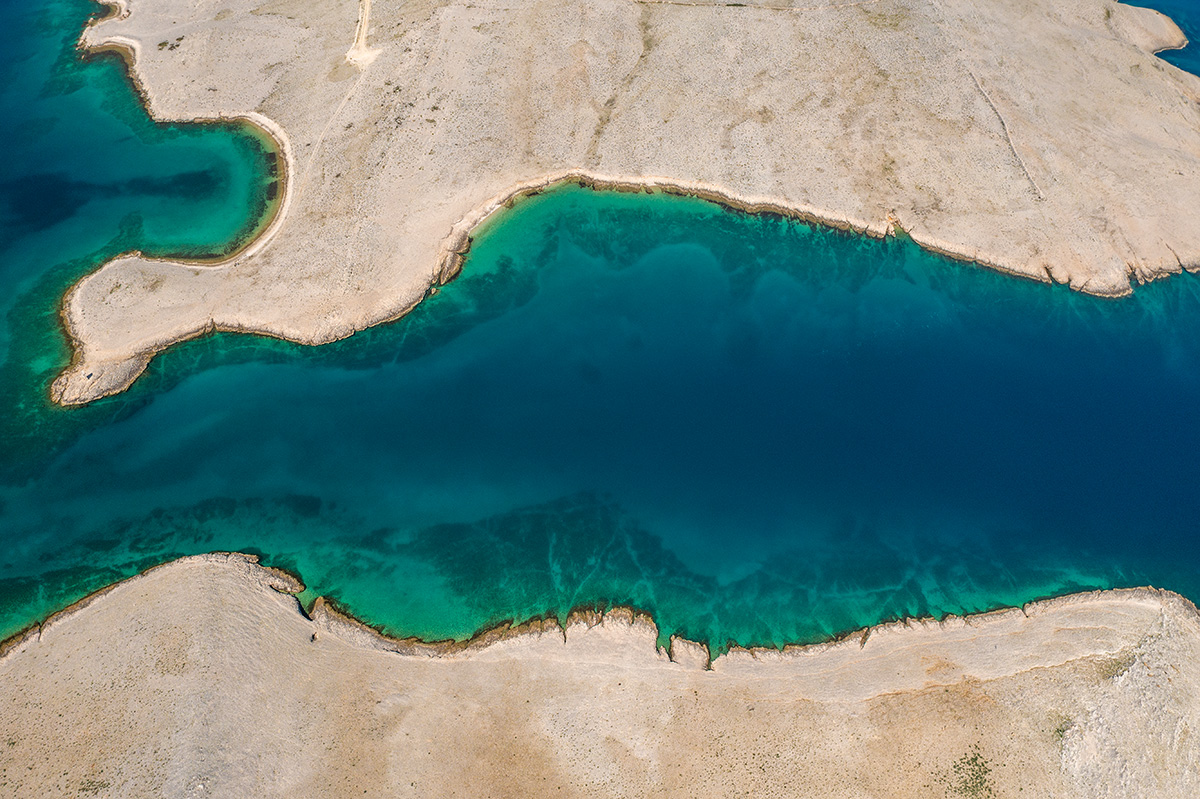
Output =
[
  {"x1": 53, "y1": 0, "x2": 1200, "y2": 404},
  {"x1": 2, "y1": 553, "x2": 1198, "y2": 797},
  {"x1": 24, "y1": 2, "x2": 1200, "y2": 793}
]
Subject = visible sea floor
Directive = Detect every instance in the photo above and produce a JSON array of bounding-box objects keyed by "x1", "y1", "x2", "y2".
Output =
[{"x1": 1, "y1": 0, "x2": 1200, "y2": 650}]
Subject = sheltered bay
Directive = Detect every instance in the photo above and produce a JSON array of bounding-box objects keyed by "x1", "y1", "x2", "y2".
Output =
[{"x1": 54, "y1": 0, "x2": 1200, "y2": 403}]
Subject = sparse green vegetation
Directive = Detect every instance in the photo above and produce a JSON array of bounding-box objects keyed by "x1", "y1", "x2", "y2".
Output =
[
  {"x1": 864, "y1": 9, "x2": 908, "y2": 30},
  {"x1": 935, "y1": 744, "x2": 997, "y2": 799},
  {"x1": 1096, "y1": 650, "x2": 1137, "y2": 680},
  {"x1": 79, "y1": 778, "x2": 111, "y2": 795}
]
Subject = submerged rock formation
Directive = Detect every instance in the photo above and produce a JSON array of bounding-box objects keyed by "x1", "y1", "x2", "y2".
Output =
[{"x1": 1, "y1": 553, "x2": 1198, "y2": 796}]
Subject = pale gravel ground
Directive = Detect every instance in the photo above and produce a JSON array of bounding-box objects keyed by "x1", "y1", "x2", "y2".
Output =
[
  {"x1": 51, "y1": 0, "x2": 1200, "y2": 404},
  {"x1": 1, "y1": 553, "x2": 1198, "y2": 797}
]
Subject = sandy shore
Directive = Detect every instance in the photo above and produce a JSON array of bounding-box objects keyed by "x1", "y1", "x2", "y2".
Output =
[
  {"x1": 1, "y1": 552, "x2": 1197, "y2": 796},
  {"x1": 50, "y1": 0, "x2": 1200, "y2": 404}
]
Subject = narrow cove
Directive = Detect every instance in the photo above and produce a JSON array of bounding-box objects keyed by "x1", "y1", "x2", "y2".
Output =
[
  {"x1": 5, "y1": 182, "x2": 1200, "y2": 649},
  {"x1": 2, "y1": 0, "x2": 1200, "y2": 651}
]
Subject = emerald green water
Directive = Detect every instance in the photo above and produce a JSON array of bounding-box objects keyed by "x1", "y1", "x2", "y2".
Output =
[
  {"x1": 2, "y1": 0, "x2": 1200, "y2": 651},
  {"x1": 0, "y1": 0, "x2": 278, "y2": 468}
]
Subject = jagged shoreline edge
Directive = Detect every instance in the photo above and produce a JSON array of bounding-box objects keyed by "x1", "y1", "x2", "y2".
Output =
[
  {"x1": 49, "y1": 0, "x2": 296, "y2": 405},
  {"x1": 3, "y1": 551, "x2": 1196, "y2": 671},
  {"x1": 55, "y1": 0, "x2": 1200, "y2": 406}
]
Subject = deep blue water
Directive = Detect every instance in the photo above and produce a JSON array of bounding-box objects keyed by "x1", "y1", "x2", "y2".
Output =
[
  {"x1": 0, "y1": 0, "x2": 276, "y2": 384},
  {"x1": 1, "y1": 0, "x2": 1199, "y2": 650},
  {"x1": 1144, "y1": 0, "x2": 1200, "y2": 74}
]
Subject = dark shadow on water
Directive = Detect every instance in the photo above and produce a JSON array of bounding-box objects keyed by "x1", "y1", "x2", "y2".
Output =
[{"x1": 0, "y1": 170, "x2": 225, "y2": 241}]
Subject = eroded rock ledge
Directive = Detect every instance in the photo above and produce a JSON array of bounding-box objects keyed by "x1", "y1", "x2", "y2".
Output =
[
  {"x1": 52, "y1": 0, "x2": 1200, "y2": 404},
  {"x1": 1, "y1": 552, "x2": 1198, "y2": 796}
]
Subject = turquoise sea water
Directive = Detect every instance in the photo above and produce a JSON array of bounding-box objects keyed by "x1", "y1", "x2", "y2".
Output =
[
  {"x1": 2, "y1": 0, "x2": 1200, "y2": 650},
  {"x1": 0, "y1": 0, "x2": 278, "y2": 458}
]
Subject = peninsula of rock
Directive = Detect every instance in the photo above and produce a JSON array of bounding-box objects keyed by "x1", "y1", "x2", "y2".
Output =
[
  {"x1": 2, "y1": 553, "x2": 1198, "y2": 796},
  {"x1": 52, "y1": 0, "x2": 1200, "y2": 404}
]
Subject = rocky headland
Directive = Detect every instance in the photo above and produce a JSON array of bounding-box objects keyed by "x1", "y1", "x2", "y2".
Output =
[{"x1": 52, "y1": 0, "x2": 1200, "y2": 404}]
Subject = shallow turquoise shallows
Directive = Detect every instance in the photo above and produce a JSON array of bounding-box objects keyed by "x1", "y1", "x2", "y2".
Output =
[{"x1": 2, "y1": 0, "x2": 1200, "y2": 651}]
